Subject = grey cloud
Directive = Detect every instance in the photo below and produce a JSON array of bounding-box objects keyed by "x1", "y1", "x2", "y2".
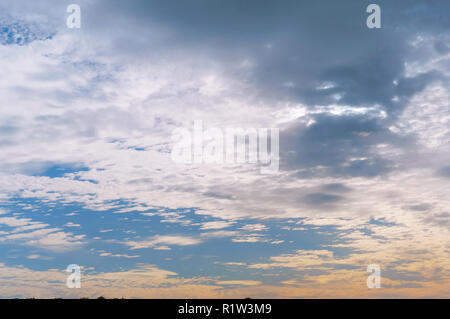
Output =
[
  {"x1": 303, "y1": 193, "x2": 343, "y2": 207},
  {"x1": 403, "y1": 204, "x2": 432, "y2": 212},
  {"x1": 3, "y1": 0, "x2": 448, "y2": 182},
  {"x1": 436, "y1": 166, "x2": 450, "y2": 178},
  {"x1": 280, "y1": 113, "x2": 412, "y2": 177},
  {"x1": 434, "y1": 41, "x2": 450, "y2": 54},
  {"x1": 127, "y1": 178, "x2": 153, "y2": 185},
  {"x1": 3, "y1": 1, "x2": 447, "y2": 117},
  {"x1": 321, "y1": 183, "x2": 352, "y2": 193},
  {"x1": 422, "y1": 212, "x2": 450, "y2": 229},
  {"x1": 79, "y1": 1, "x2": 448, "y2": 180},
  {"x1": 203, "y1": 192, "x2": 234, "y2": 200},
  {"x1": 0, "y1": 125, "x2": 19, "y2": 135}
]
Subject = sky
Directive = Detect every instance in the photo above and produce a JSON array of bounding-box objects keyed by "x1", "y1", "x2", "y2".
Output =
[{"x1": 0, "y1": 0, "x2": 449, "y2": 298}]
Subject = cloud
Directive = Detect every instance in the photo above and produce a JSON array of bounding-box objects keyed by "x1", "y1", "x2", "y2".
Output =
[
  {"x1": 91, "y1": 0, "x2": 448, "y2": 116},
  {"x1": 26, "y1": 254, "x2": 52, "y2": 260},
  {"x1": 125, "y1": 235, "x2": 202, "y2": 250},
  {"x1": 200, "y1": 220, "x2": 235, "y2": 230},
  {"x1": 249, "y1": 249, "x2": 336, "y2": 270},
  {"x1": 0, "y1": 263, "x2": 220, "y2": 298},
  {"x1": 402, "y1": 203, "x2": 432, "y2": 212},
  {"x1": 216, "y1": 280, "x2": 261, "y2": 286},
  {"x1": 99, "y1": 252, "x2": 140, "y2": 258},
  {"x1": 422, "y1": 212, "x2": 450, "y2": 229},
  {"x1": 232, "y1": 236, "x2": 266, "y2": 243},
  {"x1": 202, "y1": 192, "x2": 234, "y2": 200},
  {"x1": 65, "y1": 222, "x2": 81, "y2": 227},
  {"x1": 0, "y1": 215, "x2": 84, "y2": 251},
  {"x1": 321, "y1": 183, "x2": 352, "y2": 193},
  {"x1": 437, "y1": 165, "x2": 450, "y2": 178},
  {"x1": 200, "y1": 230, "x2": 239, "y2": 238},
  {"x1": 280, "y1": 113, "x2": 411, "y2": 177},
  {"x1": 239, "y1": 224, "x2": 268, "y2": 232},
  {"x1": 25, "y1": 232, "x2": 85, "y2": 251},
  {"x1": 0, "y1": 0, "x2": 449, "y2": 298},
  {"x1": 303, "y1": 193, "x2": 343, "y2": 207},
  {"x1": 0, "y1": 16, "x2": 54, "y2": 46}
]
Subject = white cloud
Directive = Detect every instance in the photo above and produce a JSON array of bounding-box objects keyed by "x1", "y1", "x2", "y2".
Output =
[
  {"x1": 65, "y1": 222, "x2": 81, "y2": 227},
  {"x1": 99, "y1": 252, "x2": 140, "y2": 258},
  {"x1": 200, "y1": 220, "x2": 235, "y2": 230},
  {"x1": 240, "y1": 224, "x2": 268, "y2": 232},
  {"x1": 0, "y1": 215, "x2": 84, "y2": 251},
  {"x1": 125, "y1": 235, "x2": 202, "y2": 250}
]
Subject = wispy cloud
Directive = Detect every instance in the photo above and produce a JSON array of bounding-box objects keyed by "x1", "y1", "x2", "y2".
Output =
[{"x1": 125, "y1": 235, "x2": 202, "y2": 250}]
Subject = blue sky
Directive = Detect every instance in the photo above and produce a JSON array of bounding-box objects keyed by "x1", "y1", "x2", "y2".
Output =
[{"x1": 0, "y1": 0, "x2": 449, "y2": 298}]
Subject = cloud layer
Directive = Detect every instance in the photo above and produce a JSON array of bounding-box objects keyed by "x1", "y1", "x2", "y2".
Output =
[{"x1": 0, "y1": 0, "x2": 448, "y2": 298}]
